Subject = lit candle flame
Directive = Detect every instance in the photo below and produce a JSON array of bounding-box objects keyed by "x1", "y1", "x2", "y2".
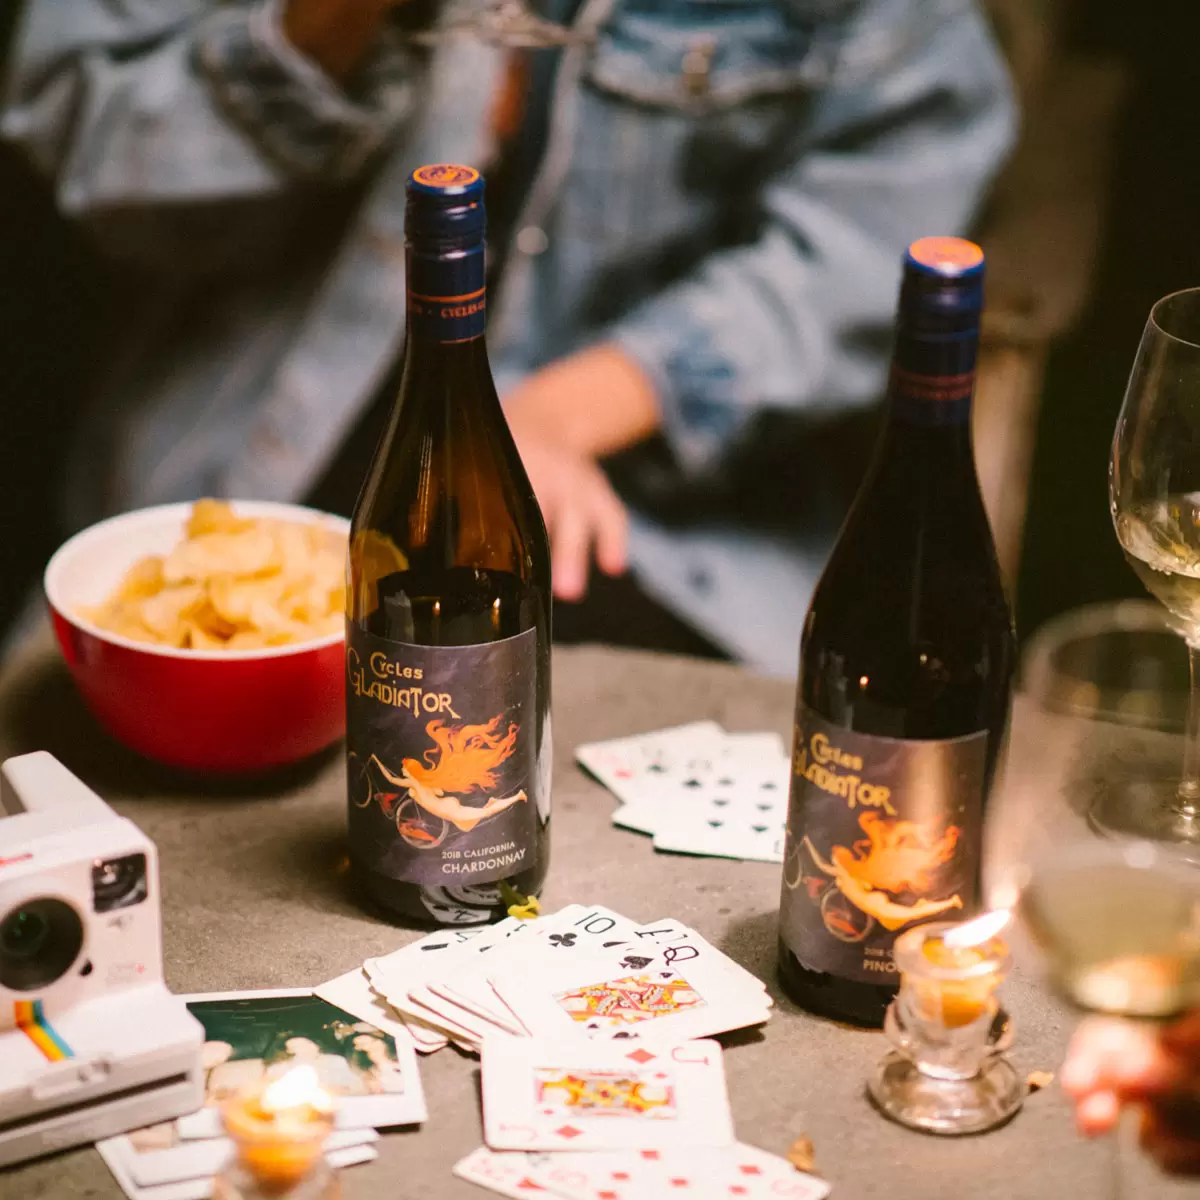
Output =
[
  {"x1": 943, "y1": 909, "x2": 1011, "y2": 950},
  {"x1": 260, "y1": 1065, "x2": 328, "y2": 1115}
]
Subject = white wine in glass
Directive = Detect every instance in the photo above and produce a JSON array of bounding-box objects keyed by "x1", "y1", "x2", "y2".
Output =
[
  {"x1": 1019, "y1": 840, "x2": 1200, "y2": 1200},
  {"x1": 1107, "y1": 287, "x2": 1200, "y2": 850},
  {"x1": 1021, "y1": 841, "x2": 1200, "y2": 1019}
]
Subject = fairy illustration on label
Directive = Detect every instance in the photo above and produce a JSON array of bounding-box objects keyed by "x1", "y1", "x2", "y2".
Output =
[
  {"x1": 351, "y1": 716, "x2": 528, "y2": 849},
  {"x1": 789, "y1": 810, "x2": 964, "y2": 943}
]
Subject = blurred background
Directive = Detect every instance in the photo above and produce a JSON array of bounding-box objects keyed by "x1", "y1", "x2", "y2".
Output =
[{"x1": 1, "y1": 0, "x2": 1198, "y2": 666}]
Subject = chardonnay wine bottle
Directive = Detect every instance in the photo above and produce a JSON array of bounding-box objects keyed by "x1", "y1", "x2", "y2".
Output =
[
  {"x1": 777, "y1": 237, "x2": 1015, "y2": 1027},
  {"x1": 345, "y1": 165, "x2": 551, "y2": 927}
]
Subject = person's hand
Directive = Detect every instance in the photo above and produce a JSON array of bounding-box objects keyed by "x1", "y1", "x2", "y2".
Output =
[
  {"x1": 1062, "y1": 1012, "x2": 1200, "y2": 1176},
  {"x1": 502, "y1": 345, "x2": 661, "y2": 603},
  {"x1": 507, "y1": 427, "x2": 627, "y2": 602},
  {"x1": 283, "y1": 0, "x2": 406, "y2": 81}
]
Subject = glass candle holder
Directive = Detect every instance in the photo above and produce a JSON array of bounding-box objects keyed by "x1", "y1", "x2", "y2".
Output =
[
  {"x1": 868, "y1": 918, "x2": 1024, "y2": 1135},
  {"x1": 212, "y1": 1067, "x2": 340, "y2": 1200}
]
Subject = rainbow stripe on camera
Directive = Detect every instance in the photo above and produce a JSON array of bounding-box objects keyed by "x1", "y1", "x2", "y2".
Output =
[{"x1": 14, "y1": 999, "x2": 74, "y2": 1061}]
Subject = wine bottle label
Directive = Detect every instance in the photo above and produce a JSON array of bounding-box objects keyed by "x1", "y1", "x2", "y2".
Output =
[
  {"x1": 779, "y1": 707, "x2": 987, "y2": 984},
  {"x1": 345, "y1": 625, "x2": 540, "y2": 887}
]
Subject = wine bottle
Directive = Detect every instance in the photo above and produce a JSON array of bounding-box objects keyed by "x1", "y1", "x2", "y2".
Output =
[
  {"x1": 345, "y1": 164, "x2": 551, "y2": 927},
  {"x1": 777, "y1": 237, "x2": 1015, "y2": 1027}
]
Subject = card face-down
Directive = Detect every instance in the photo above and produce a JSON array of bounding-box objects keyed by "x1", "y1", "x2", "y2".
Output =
[{"x1": 482, "y1": 1037, "x2": 735, "y2": 1152}]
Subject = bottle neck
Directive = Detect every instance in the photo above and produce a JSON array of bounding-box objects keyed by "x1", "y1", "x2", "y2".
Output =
[
  {"x1": 870, "y1": 320, "x2": 981, "y2": 481},
  {"x1": 397, "y1": 238, "x2": 498, "y2": 427},
  {"x1": 405, "y1": 236, "x2": 487, "y2": 348}
]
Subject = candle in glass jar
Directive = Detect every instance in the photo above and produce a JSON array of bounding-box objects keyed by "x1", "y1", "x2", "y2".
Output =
[
  {"x1": 216, "y1": 1065, "x2": 338, "y2": 1197},
  {"x1": 908, "y1": 910, "x2": 1012, "y2": 1028}
]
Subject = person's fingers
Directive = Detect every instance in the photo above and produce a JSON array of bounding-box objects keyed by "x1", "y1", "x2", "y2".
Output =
[
  {"x1": 1076, "y1": 1089, "x2": 1121, "y2": 1136},
  {"x1": 550, "y1": 502, "x2": 590, "y2": 603},
  {"x1": 1063, "y1": 1017, "x2": 1172, "y2": 1100},
  {"x1": 589, "y1": 475, "x2": 628, "y2": 577},
  {"x1": 1062, "y1": 1018, "x2": 1138, "y2": 1095}
]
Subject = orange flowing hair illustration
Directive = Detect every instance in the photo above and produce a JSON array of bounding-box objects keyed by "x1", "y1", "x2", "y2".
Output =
[
  {"x1": 831, "y1": 810, "x2": 961, "y2": 896},
  {"x1": 402, "y1": 716, "x2": 519, "y2": 794}
]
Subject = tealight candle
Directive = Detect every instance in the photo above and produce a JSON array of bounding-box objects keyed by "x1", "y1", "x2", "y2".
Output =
[
  {"x1": 213, "y1": 1066, "x2": 340, "y2": 1200},
  {"x1": 912, "y1": 910, "x2": 1012, "y2": 1029},
  {"x1": 869, "y1": 911, "x2": 1024, "y2": 1135}
]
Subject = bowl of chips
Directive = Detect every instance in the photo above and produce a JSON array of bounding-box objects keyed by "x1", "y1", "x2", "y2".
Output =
[{"x1": 45, "y1": 500, "x2": 350, "y2": 773}]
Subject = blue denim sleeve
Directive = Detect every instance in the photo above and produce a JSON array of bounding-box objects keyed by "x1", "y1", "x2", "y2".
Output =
[
  {"x1": 196, "y1": 0, "x2": 414, "y2": 180},
  {"x1": 1, "y1": 1, "x2": 418, "y2": 270},
  {"x1": 606, "y1": 0, "x2": 1018, "y2": 477}
]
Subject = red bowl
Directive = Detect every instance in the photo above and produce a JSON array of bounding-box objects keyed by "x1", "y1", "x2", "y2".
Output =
[{"x1": 44, "y1": 502, "x2": 349, "y2": 775}]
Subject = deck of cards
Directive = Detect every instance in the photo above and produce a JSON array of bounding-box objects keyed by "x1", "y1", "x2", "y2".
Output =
[
  {"x1": 576, "y1": 722, "x2": 791, "y2": 863},
  {"x1": 96, "y1": 989, "x2": 426, "y2": 1200},
  {"x1": 455, "y1": 1036, "x2": 830, "y2": 1200},
  {"x1": 325, "y1": 904, "x2": 772, "y2": 1057}
]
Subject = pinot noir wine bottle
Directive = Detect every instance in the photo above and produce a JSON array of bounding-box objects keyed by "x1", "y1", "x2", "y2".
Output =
[
  {"x1": 345, "y1": 165, "x2": 551, "y2": 926},
  {"x1": 777, "y1": 237, "x2": 1015, "y2": 1027}
]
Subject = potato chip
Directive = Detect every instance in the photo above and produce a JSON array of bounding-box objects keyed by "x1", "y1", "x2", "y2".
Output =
[
  {"x1": 114, "y1": 555, "x2": 165, "y2": 602},
  {"x1": 137, "y1": 585, "x2": 206, "y2": 645},
  {"x1": 163, "y1": 529, "x2": 278, "y2": 585},
  {"x1": 79, "y1": 500, "x2": 347, "y2": 651},
  {"x1": 185, "y1": 498, "x2": 256, "y2": 539}
]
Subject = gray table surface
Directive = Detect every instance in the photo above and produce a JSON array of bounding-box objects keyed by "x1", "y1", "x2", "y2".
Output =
[{"x1": 0, "y1": 630, "x2": 1193, "y2": 1200}]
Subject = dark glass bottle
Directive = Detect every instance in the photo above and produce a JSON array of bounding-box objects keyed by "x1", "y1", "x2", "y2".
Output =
[
  {"x1": 345, "y1": 165, "x2": 551, "y2": 927},
  {"x1": 777, "y1": 237, "x2": 1015, "y2": 1027}
]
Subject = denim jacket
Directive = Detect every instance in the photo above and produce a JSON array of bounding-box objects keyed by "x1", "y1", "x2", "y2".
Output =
[{"x1": 2, "y1": 0, "x2": 1015, "y2": 675}]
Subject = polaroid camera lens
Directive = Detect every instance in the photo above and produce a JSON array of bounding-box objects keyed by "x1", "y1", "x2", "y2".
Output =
[
  {"x1": 92, "y1": 853, "x2": 148, "y2": 914},
  {"x1": 0, "y1": 899, "x2": 85, "y2": 992}
]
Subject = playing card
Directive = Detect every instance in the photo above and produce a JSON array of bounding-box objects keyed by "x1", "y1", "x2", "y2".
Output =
[
  {"x1": 576, "y1": 722, "x2": 723, "y2": 814},
  {"x1": 385, "y1": 914, "x2": 557, "y2": 1039},
  {"x1": 455, "y1": 1146, "x2": 665, "y2": 1200},
  {"x1": 620, "y1": 739, "x2": 789, "y2": 850},
  {"x1": 97, "y1": 1138, "x2": 377, "y2": 1200},
  {"x1": 172, "y1": 989, "x2": 426, "y2": 1139},
  {"x1": 431, "y1": 907, "x2": 648, "y2": 1036},
  {"x1": 490, "y1": 941, "x2": 769, "y2": 1047},
  {"x1": 315, "y1": 967, "x2": 417, "y2": 1049},
  {"x1": 366, "y1": 916, "x2": 535, "y2": 1044},
  {"x1": 482, "y1": 1037, "x2": 734, "y2": 1152},
  {"x1": 97, "y1": 1127, "x2": 377, "y2": 1189},
  {"x1": 628, "y1": 920, "x2": 772, "y2": 1002},
  {"x1": 522, "y1": 1142, "x2": 830, "y2": 1200},
  {"x1": 452, "y1": 1146, "x2": 557, "y2": 1198}
]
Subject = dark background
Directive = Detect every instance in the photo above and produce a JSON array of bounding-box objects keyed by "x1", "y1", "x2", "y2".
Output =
[{"x1": 2, "y1": 1, "x2": 1198, "y2": 656}]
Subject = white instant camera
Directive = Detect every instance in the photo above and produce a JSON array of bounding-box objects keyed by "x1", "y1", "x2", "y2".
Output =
[{"x1": 0, "y1": 752, "x2": 204, "y2": 1168}]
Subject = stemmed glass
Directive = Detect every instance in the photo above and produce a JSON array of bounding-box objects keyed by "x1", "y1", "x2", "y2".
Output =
[
  {"x1": 1015, "y1": 838, "x2": 1200, "y2": 1200},
  {"x1": 1107, "y1": 287, "x2": 1200, "y2": 851}
]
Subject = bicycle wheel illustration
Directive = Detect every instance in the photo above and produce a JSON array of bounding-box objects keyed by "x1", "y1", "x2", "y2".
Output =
[
  {"x1": 395, "y1": 795, "x2": 449, "y2": 848},
  {"x1": 348, "y1": 752, "x2": 374, "y2": 808},
  {"x1": 821, "y1": 886, "x2": 875, "y2": 943}
]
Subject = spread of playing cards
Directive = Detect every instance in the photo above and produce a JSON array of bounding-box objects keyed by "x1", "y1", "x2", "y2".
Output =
[
  {"x1": 322, "y1": 905, "x2": 774, "y2": 1057},
  {"x1": 576, "y1": 722, "x2": 790, "y2": 863}
]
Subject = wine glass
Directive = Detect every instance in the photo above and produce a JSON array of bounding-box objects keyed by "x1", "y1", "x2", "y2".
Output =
[
  {"x1": 1107, "y1": 287, "x2": 1200, "y2": 850},
  {"x1": 1015, "y1": 838, "x2": 1200, "y2": 1200}
]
